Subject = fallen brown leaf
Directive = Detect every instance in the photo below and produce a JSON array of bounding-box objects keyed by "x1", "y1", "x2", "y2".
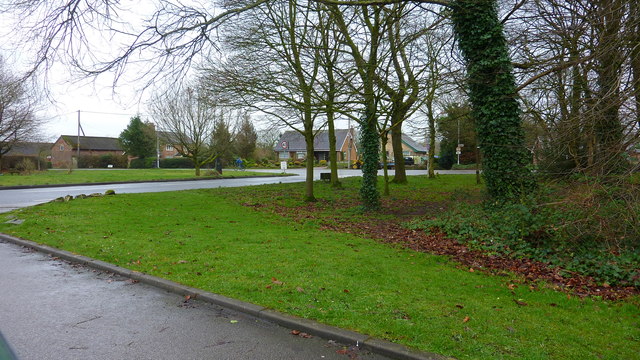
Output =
[{"x1": 514, "y1": 299, "x2": 528, "y2": 306}]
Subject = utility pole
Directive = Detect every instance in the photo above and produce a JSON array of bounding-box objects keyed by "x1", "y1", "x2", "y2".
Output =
[{"x1": 77, "y1": 110, "x2": 81, "y2": 168}]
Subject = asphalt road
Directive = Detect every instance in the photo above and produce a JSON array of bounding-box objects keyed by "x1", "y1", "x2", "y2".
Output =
[
  {"x1": 0, "y1": 240, "x2": 389, "y2": 360},
  {"x1": 0, "y1": 168, "x2": 475, "y2": 213}
]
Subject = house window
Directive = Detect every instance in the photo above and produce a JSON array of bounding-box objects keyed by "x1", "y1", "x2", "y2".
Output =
[
  {"x1": 59, "y1": 145, "x2": 64, "y2": 151},
  {"x1": 279, "y1": 152, "x2": 290, "y2": 160},
  {"x1": 166, "y1": 144, "x2": 174, "y2": 151},
  {"x1": 296, "y1": 151, "x2": 306, "y2": 159}
]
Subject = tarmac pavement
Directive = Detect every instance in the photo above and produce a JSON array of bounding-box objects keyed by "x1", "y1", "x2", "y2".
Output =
[{"x1": 0, "y1": 240, "x2": 393, "y2": 360}]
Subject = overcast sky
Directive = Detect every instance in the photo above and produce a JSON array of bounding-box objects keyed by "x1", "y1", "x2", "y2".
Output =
[
  {"x1": 0, "y1": 55, "x2": 146, "y2": 141},
  {"x1": 1, "y1": 3, "x2": 157, "y2": 142},
  {"x1": 0, "y1": 2, "x2": 420, "y2": 143}
]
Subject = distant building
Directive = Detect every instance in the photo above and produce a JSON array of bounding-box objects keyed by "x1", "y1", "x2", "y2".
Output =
[
  {"x1": 156, "y1": 131, "x2": 183, "y2": 159},
  {"x1": 383, "y1": 134, "x2": 428, "y2": 162},
  {"x1": 1, "y1": 142, "x2": 52, "y2": 170},
  {"x1": 274, "y1": 129, "x2": 357, "y2": 162},
  {"x1": 50, "y1": 135, "x2": 123, "y2": 168},
  {"x1": 386, "y1": 134, "x2": 429, "y2": 164}
]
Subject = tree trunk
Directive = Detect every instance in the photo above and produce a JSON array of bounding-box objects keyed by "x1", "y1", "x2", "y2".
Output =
[
  {"x1": 630, "y1": 0, "x2": 640, "y2": 127},
  {"x1": 390, "y1": 112, "x2": 407, "y2": 184},
  {"x1": 380, "y1": 133, "x2": 390, "y2": 196},
  {"x1": 327, "y1": 108, "x2": 341, "y2": 188},
  {"x1": 428, "y1": 107, "x2": 436, "y2": 179},
  {"x1": 360, "y1": 103, "x2": 380, "y2": 210},
  {"x1": 304, "y1": 130, "x2": 317, "y2": 202},
  {"x1": 451, "y1": 0, "x2": 536, "y2": 202},
  {"x1": 593, "y1": 0, "x2": 625, "y2": 175},
  {"x1": 475, "y1": 145, "x2": 481, "y2": 185}
]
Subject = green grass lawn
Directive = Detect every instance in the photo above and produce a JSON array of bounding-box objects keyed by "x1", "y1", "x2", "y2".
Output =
[
  {"x1": 1, "y1": 176, "x2": 638, "y2": 359},
  {"x1": 0, "y1": 169, "x2": 281, "y2": 187}
]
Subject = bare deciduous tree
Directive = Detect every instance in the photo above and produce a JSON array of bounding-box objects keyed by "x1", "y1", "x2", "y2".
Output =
[
  {"x1": 149, "y1": 86, "x2": 220, "y2": 176},
  {"x1": 509, "y1": 0, "x2": 639, "y2": 176},
  {"x1": 0, "y1": 57, "x2": 40, "y2": 168},
  {"x1": 204, "y1": 0, "x2": 334, "y2": 202}
]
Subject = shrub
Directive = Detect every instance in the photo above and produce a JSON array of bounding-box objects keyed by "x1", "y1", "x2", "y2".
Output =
[
  {"x1": 130, "y1": 157, "x2": 157, "y2": 169},
  {"x1": 436, "y1": 150, "x2": 455, "y2": 170},
  {"x1": 161, "y1": 157, "x2": 194, "y2": 168},
  {"x1": 1, "y1": 156, "x2": 46, "y2": 171},
  {"x1": 451, "y1": 163, "x2": 480, "y2": 170},
  {"x1": 408, "y1": 181, "x2": 640, "y2": 287},
  {"x1": 243, "y1": 159, "x2": 256, "y2": 168},
  {"x1": 78, "y1": 154, "x2": 127, "y2": 168},
  {"x1": 318, "y1": 159, "x2": 327, "y2": 166},
  {"x1": 16, "y1": 158, "x2": 36, "y2": 174}
]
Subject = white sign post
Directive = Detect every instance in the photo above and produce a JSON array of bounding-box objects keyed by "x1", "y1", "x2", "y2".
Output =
[{"x1": 280, "y1": 161, "x2": 287, "y2": 173}]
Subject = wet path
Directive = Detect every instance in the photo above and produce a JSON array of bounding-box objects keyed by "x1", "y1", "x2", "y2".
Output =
[{"x1": 0, "y1": 241, "x2": 388, "y2": 360}]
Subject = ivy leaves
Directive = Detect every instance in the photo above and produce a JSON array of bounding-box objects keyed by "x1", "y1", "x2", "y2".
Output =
[{"x1": 451, "y1": 0, "x2": 536, "y2": 203}]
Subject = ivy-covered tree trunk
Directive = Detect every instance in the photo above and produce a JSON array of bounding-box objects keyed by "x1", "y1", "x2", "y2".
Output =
[
  {"x1": 360, "y1": 112, "x2": 380, "y2": 210},
  {"x1": 451, "y1": 0, "x2": 536, "y2": 202}
]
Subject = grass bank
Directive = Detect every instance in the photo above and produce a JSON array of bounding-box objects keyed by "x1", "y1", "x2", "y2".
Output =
[
  {"x1": 0, "y1": 169, "x2": 281, "y2": 187},
  {"x1": 1, "y1": 176, "x2": 638, "y2": 359}
]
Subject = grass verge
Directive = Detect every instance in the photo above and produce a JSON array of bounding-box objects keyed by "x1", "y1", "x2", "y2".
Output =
[
  {"x1": 0, "y1": 169, "x2": 281, "y2": 187},
  {"x1": 0, "y1": 176, "x2": 638, "y2": 359}
]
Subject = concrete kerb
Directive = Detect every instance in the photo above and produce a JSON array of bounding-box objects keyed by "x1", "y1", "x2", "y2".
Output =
[{"x1": 0, "y1": 233, "x2": 451, "y2": 360}]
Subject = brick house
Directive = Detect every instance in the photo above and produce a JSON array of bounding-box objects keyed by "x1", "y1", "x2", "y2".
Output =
[
  {"x1": 274, "y1": 128, "x2": 357, "y2": 162},
  {"x1": 50, "y1": 135, "x2": 124, "y2": 168},
  {"x1": 1, "y1": 142, "x2": 52, "y2": 170},
  {"x1": 157, "y1": 131, "x2": 183, "y2": 159},
  {"x1": 383, "y1": 134, "x2": 428, "y2": 163}
]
